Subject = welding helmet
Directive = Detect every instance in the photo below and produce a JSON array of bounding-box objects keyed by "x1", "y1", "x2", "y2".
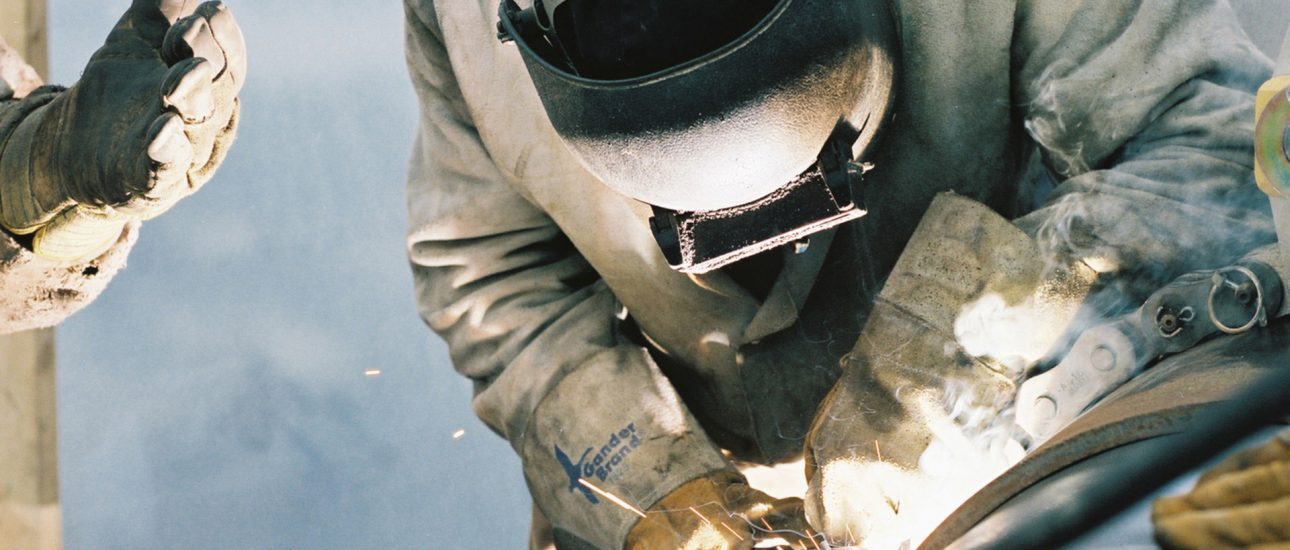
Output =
[{"x1": 496, "y1": 0, "x2": 898, "y2": 272}]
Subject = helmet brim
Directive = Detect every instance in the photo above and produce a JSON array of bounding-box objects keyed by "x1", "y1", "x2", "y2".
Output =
[{"x1": 500, "y1": 0, "x2": 897, "y2": 211}]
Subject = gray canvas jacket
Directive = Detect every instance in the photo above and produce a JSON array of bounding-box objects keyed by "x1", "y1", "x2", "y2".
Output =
[
  {"x1": 404, "y1": 1, "x2": 1276, "y2": 547},
  {"x1": 0, "y1": 37, "x2": 137, "y2": 334}
]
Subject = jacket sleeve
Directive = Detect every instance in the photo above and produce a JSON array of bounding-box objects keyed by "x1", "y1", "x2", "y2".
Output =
[
  {"x1": 1012, "y1": 0, "x2": 1278, "y2": 306},
  {"x1": 401, "y1": 4, "x2": 733, "y2": 548},
  {"x1": 0, "y1": 37, "x2": 138, "y2": 334}
]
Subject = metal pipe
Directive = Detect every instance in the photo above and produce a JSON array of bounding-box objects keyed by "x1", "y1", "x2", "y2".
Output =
[{"x1": 947, "y1": 357, "x2": 1290, "y2": 550}]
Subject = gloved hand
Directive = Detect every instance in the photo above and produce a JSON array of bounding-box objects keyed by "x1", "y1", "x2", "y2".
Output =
[
  {"x1": 626, "y1": 471, "x2": 816, "y2": 549},
  {"x1": 0, "y1": 0, "x2": 245, "y2": 261},
  {"x1": 1152, "y1": 428, "x2": 1290, "y2": 549},
  {"x1": 803, "y1": 193, "x2": 1096, "y2": 548}
]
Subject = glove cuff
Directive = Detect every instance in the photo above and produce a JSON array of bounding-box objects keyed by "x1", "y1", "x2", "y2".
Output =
[
  {"x1": 1, "y1": 86, "x2": 130, "y2": 262},
  {"x1": 31, "y1": 206, "x2": 128, "y2": 262},
  {"x1": 518, "y1": 344, "x2": 735, "y2": 550},
  {"x1": 0, "y1": 86, "x2": 67, "y2": 236}
]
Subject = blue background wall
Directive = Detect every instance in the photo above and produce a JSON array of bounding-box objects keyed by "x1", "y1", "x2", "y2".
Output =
[{"x1": 51, "y1": 2, "x2": 531, "y2": 548}]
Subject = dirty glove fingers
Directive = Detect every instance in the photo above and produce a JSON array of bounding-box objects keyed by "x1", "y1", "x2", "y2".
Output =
[
  {"x1": 626, "y1": 475, "x2": 808, "y2": 550},
  {"x1": 196, "y1": 1, "x2": 247, "y2": 90},
  {"x1": 1154, "y1": 497, "x2": 1290, "y2": 549},
  {"x1": 163, "y1": 14, "x2": 224, "y2": 75},
  {"x1": 135, "y1": 0, "x2": 201, "y2": 23},
  {"x1": 1152, "y1": 432, "x2": 1290, "y2": 516},
  {"x1": 162, "y1": 3, "x2": 246, "y2": 91},
  {"x1": 747, "y1": 497, "x2": 816, "y2": 545},
  {"x1": 182, "y1": 79, "x2": 239, "y2": 191},
  {"x1": 1152, "y1": 430, "x2": 1290, "y2": 550},
  {"x1": 112, "y1": 113, "x2": 193, "y2": 220},
  {"x1": 1197, "y1": 430, "x2": 1290, "y2": 485},
  {"x1": 161, "y1": 58, "x2": 217, "y2": 123},
  {"x1": 145, "y1": 113, "x2": 195, "y2": 198},
  {"x1": 1187, "y1": 460, "x2": 1290, "y2": 511},
  {"x1": 146, "y1": 113, "x2": 194, "y2": 178}
]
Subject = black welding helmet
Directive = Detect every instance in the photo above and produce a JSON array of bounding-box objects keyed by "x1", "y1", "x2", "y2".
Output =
[{"x1": 497, "y1": 0, "x2": 898, "y2": 272}]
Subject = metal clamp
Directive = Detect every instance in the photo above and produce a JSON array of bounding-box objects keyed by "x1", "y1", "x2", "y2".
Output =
[{"x1": 1207, "y1": 265, "x2": 1268, "y2": 334}]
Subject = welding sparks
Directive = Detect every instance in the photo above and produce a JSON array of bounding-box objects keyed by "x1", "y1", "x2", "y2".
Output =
[
  {"x1": 719, "y1": 522, "x2": 745, "y2": 541},
  {"x1": 578, "y1": 479, "x2": 646, "y2": 518},
  {"x1": 452, "y1": 429, "x2": 466, "y2": 439},
  {"x1": 874, "y1": 440, "x2": 883, "y2": 462},
  {"x1": 364, "y1": 368, "x2": 382, "y2": 377},
  {"x1": 807, "y1": 531, "x2": 823, "y2": 550},
  {"x1": 690, "y1": 506, "x2": 711, "y2": 525}
]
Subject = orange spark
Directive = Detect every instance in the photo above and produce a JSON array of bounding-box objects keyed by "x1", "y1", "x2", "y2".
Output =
[
  {"x1": 719, "y1": 521, "x2": 745, "y2": 541},
  {"x1": 364, "y1": 368, "x2": 381, "y2": 377},
  {"x1": 689, "y1": 506, "x2": 711, "y2": 525},
  {"x1": 808, "y1": 531, "x2": 823, "y2": 550},
  {"x1": 451, "y1": 429, "x2": 466, "y2": 439},
  {"x1": 578, "y1": 479, "x2": 646, "y2": 518},
  {"x1": 874, "y1": 439, "x2": 883, "y2": 462},
  {"x1": 761, "y1": 517, "x2": 775, "y2": 533}
]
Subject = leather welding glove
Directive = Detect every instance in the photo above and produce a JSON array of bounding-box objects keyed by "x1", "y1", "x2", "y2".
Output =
[
  {"x1": 802, "y1": 193, "x2": 1096, "y2": 547},
  {"x1": 626, "y1": 471, "x2": 816, "y2": 549},
  {"x1": 1152, "y1": 428, "x2": 1290, "y2": 550},
  {"x1": 0, "y1": 0, "x2": 245, "y2": 262}
]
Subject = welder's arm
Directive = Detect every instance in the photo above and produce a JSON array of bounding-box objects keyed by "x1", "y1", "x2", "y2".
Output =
[
  {"x1": 0, "y1": 38, "x2": 140, "y2": 333},
  {"x1": 1013, "y1": 0, "x2": 1277, "y2": 305},
  {"x1": 403, "y1": 6, "x2": 750, "y2": 548},
  {"x1": 0, "y1": 1, "x2": 244, "y2": 334}
]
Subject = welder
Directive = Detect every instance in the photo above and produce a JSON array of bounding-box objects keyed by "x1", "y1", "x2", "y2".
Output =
[
  {"x1": 404, "y1": 0, "x2": 1287, "y2": 547},
  {"x1": 0, "y1": 0, "x2": 244, "y2": 333}
]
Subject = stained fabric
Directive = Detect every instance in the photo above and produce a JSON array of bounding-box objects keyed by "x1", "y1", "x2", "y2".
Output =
[
  {"x1": 404, "y1": 0, "x2": 1276, "y2": 546},
  {"x1": 0, "y1": 36, "x2": 138, "y2": 334}
]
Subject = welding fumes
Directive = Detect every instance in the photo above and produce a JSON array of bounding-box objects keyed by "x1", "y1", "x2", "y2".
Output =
[{"x1": 410, "y1": 1, "x2": 1290, "y2": 547}]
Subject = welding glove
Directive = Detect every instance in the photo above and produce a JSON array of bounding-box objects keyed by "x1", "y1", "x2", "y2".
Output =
[
  {"x1": 0, "y1": 0, "x2": 244, "y2": 262},
  {"x1": 626, "y1": 471, "x2": 815, "y2": 549},
  {"x1": 802, "y1": 193, "x2": 1096, "y2": 547},
  {"x1": 1151, "y1": 428, "x2": 1290, "y2": 549}
]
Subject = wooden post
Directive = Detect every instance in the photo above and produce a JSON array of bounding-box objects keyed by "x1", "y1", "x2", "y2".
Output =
[
  {"x1": 0, "y1": 0, "x2": 46, "y2": 80},
  {"x1": 0, "y1": 2, "x2": 60, "y2": 550}
]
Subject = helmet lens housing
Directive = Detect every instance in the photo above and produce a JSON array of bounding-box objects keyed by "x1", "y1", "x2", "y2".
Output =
[
  {"x1": 500, "y1": 0, "x2": 897, "y2": 213},
  {"x1": 552, "y1": 0, "x2": 780, "y2": 80}
]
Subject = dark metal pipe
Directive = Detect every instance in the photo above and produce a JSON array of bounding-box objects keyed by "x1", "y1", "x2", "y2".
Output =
[{"x1": 947, "y1": 362, "x2": 1290, "y2": 550}]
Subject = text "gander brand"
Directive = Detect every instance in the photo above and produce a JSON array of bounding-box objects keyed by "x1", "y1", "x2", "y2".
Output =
[{"x1": 554, "y1": 423, "x2": 642, "y2": 505}]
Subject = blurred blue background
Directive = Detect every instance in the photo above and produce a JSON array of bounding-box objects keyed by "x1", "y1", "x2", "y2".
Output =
[{"x1": 50, "y1": 2, "x2": 531, "y2": 548}]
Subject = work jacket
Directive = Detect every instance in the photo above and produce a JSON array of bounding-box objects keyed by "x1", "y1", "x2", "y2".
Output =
[
  {"x1": 404, "y1": 1, "x2": 1276, "y2": 547},
  {"x1": 0, "y1": 37, "x2": 136, "y2": 334}
]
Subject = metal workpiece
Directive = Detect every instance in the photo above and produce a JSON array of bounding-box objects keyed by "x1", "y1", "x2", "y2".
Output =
[
  {"x1": 1015, "y1": 321, "x2": 1142, "y2": 442},
  {"x1": 1015, "y1": 258, "x2": 1283, "y2": 442},
  {"x1": 1257, "y1": 21, "x2": 1290, "y2": 287},
  {"x1": 922, "y1": 321, "x2": 1290, "y2": 550}
]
